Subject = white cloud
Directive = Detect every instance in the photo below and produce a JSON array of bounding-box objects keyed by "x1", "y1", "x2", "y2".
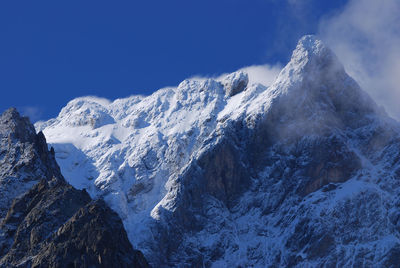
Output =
[
  {"x1": 190, "y1": 64, "x2": 282, "y2": 88},
  {"x1": 239, "y1": 64, "x2": 282, "y2": 87},
  {"x1": 19, "y1": 106, "x2": 44, "y2": 123},
  {"x1": 319, "y1": 0, "x2": 400, "y2": 119}
]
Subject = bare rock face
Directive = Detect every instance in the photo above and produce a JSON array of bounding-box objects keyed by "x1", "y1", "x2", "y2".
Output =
[
  {"x1": 0, "y1": 108, "x2": 62, "y2": 219},
  {"x1": 0, "y1": 108, "x2": 149, "y2": 268},
  {"x1": 222, "y1": 71, "x2": 249, "y2": 97},
  {"x1": 198, "y1": 139, "x2": 250, "y2": 207},
  {"x1": 0, "y1": 178, "x2": 91, "y2": 265},
  {"x1": 31, "y1": 199, "x2": 148, "y2": 268}
]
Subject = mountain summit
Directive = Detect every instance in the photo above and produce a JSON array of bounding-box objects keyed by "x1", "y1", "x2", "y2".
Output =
[{"x1": 36, "y1": 35, "x2": 400, "y2": 266}]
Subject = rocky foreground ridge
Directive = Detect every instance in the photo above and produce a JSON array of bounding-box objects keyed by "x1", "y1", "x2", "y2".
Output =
[{"x1": 0, "y1": 108, "x2": 149, "y2": 267}]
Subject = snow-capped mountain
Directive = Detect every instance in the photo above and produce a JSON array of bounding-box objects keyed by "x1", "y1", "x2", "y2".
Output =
[{"x1": 37, "y1": 35, "x2": 400, "y2": 266}]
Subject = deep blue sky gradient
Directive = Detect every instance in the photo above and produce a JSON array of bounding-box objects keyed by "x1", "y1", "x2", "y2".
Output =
[{"x1": 0, "y1": 0, "x2": 347, "y2": 121}]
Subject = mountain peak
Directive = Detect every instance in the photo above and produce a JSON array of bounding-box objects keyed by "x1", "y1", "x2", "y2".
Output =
[
  {"x1": 1, "y1": 107, "x2": 27, "y2": 125},
  {"x1": 0, "y1": 107, "x2": 36, "y2": 143},
  {"x1": 271, "y1": 35, "x2": 346, "y2": 94},
  {"x1": 296, "y1": 35, "x2": 325, "y2": 55},
  {"x1": 292, "y1": 35, "x2": 332, "y2": 62},
  {"x1": 259, "y1": 34, "x2": 383, "y2": 139},
  {"x1": 2, "y1": 107, "x2": 19, "y2": 118},
  {"x1": 289, "y1": 35, "x2": 340, "y2": 74}
]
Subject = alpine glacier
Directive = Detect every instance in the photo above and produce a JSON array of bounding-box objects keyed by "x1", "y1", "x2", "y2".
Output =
[{"x1": 36, "y1": 35, "x2": 400, "y2": 266}]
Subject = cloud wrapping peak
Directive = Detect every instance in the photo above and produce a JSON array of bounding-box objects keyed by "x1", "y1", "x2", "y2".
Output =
[
  {"x1": 192, "y1": 64, "x2": 282, "y2": 88},
  {"x1": 319, "y1": 0, "x2": 400, "y2": 119},
  {"x1": 239, "y1": 64, "x2": 282, "y2": 87},
  {"x1": 19, "y1": 106, "x2": 44, "y2": 123}
]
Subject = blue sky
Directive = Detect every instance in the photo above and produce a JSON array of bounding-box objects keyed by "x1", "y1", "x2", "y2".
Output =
[{"x1": 0, "y1": 0, "x2": 368, "y2": 122}]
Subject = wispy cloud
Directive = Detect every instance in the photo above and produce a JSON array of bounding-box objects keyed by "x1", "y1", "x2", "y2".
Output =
[
  {"x1": 19, "y1": 106, "x2": 44, "y2": 123},
  {"x1": 190, "y1": 64, "x2": 282, "y2": 88},
  {"x1": 318, "y1": 0, "x2": 400, "y2": 119},
  {"x1": 239, "y1": 64, "x2": 282, "y2": 87}
]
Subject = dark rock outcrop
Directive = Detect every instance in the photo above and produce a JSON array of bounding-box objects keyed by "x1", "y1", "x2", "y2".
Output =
[
  {"x1": 0, "y1": 108, "x2": 149, "y2": 268},
  {"x1": 222, "y1": 71, "x2": 249, "y2": 97},
  {"x1": 0, "y1": 178, "x2": 91, "y2": 264},
  {"x1": 31, "y1": 199, "x2": 148, "y2": 268},
  {"x1": 0, "y1": 108, "x2": 62, "y2": 219}
]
